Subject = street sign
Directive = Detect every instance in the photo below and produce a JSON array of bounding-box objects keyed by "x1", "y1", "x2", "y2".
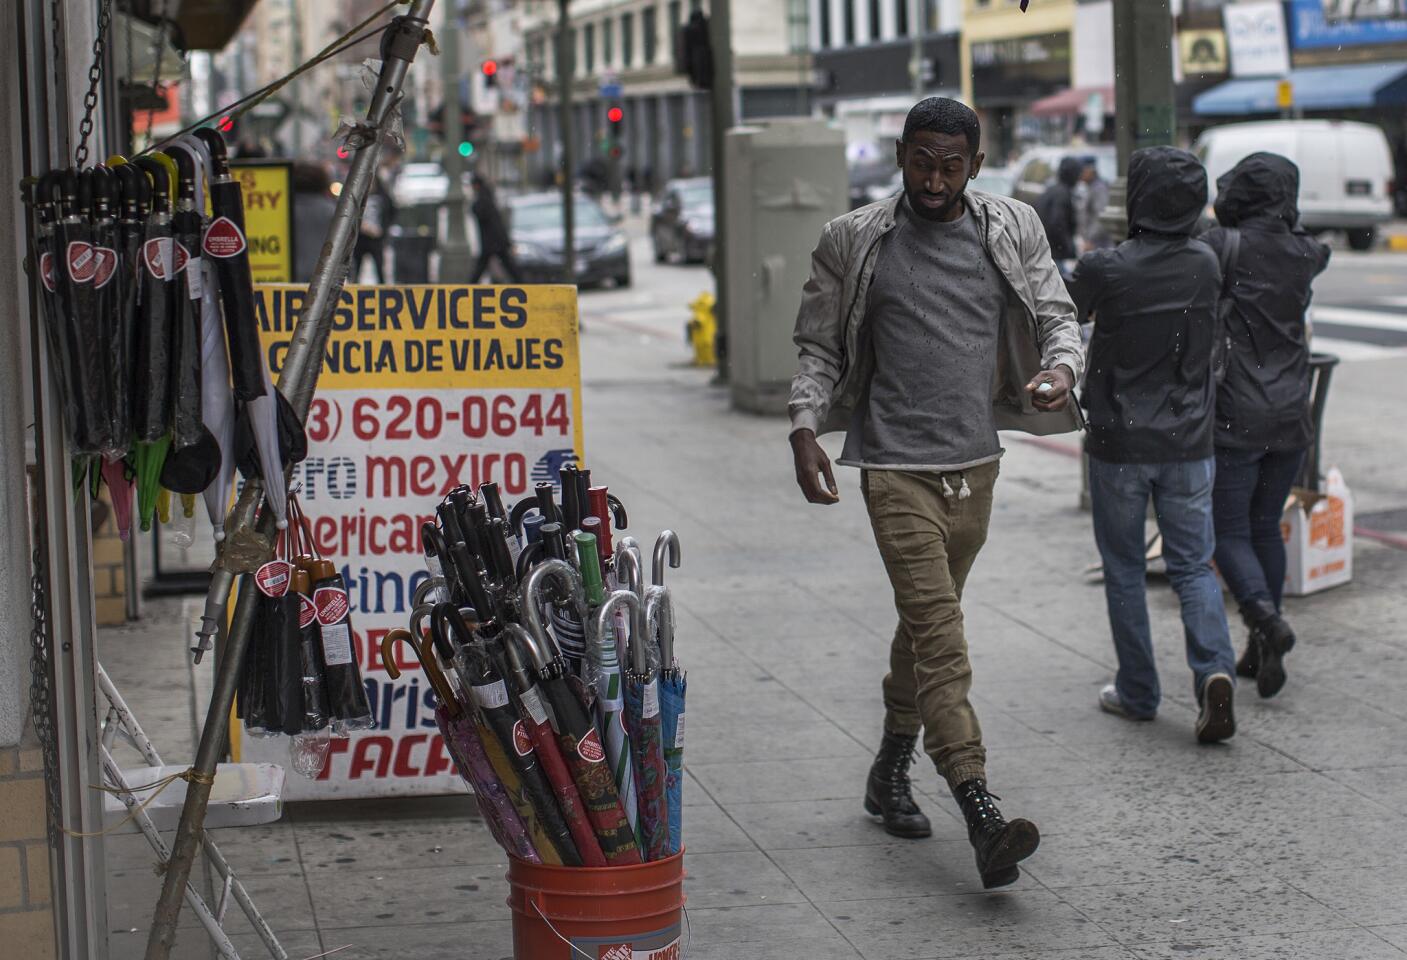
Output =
[
  {"x1": 240, "y1": 283, "x2": 586, "y2": 799},
  {"x1": 599, "y1": 81, "x2": 623, "y2": 99},
  {"x1": 1277, "y1": 78, "x2": 1294, "y2": 109}
]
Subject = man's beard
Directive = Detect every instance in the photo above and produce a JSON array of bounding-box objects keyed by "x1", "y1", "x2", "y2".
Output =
[{"x1": 905, "y1": 182, "x2": 966, "y2": 222}]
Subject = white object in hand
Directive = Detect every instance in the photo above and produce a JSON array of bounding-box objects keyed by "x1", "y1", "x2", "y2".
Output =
[{"x1": 1036, "y1": 382, "x2": 1054, "y2": 395}]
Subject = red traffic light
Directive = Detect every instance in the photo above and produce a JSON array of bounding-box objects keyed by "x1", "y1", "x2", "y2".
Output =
[
  {"x1": 216, "y1": 115, "x2": 234, "y2": 133},
  {"x1": 607, "y1": 107, "x2": 624, "y2": 124},
  {"x1": 482, "y1": 60, "x2": 498, "y2": 77}
]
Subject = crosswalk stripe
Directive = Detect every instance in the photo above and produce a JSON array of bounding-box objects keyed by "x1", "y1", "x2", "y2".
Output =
[
  {"x1": 1308, "y1": 336, "x2": 1407, "y2": 362},
  {"x1": 1313, "y1": 306, "x2": 1407, "y2": 332}
]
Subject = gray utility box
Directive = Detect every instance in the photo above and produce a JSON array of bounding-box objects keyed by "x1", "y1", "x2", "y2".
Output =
[{"x1": 724, "y1": 119, "x2": 849, "y2": 415}]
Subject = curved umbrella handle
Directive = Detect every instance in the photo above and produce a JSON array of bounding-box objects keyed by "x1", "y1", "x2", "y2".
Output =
[
  {"x1": 500, "y1": 623, "x2": 543, "y2": 693},
  {"x1": 515, "y1": 539, "x2": 544, "y2": 586},
  {"x1": 607, "y1": 493, "x2": 628, "y2": 530},
  {"x1": 652, "y1": 530, "x2": 682, "y2": 587},
  {"x1": 596, "y1": 590, "x2": 640, "y2": 669},
  {"x1": 613, "y1": 540, "x2": 643, "y2": 594},
  {"x1": 192, "y1": 127, "x2": 232, "y2": 177},
  {"x1": 412, "y1": 576, "x2": 448, "y2": 609},
  {"x1": 381, "y1": 628, "x2": 463, "y2": 719},
  {"x1": 520, "y1": 559, "x2": 582, "y2": 657}
]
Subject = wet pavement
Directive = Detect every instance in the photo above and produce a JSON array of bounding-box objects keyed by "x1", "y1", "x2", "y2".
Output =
[{"x1": 101, "y1": 231, "x2": 1407, "y2": 959}]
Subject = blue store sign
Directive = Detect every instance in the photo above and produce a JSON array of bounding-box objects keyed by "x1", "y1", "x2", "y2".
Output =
[{"x1": 1290, "y1": 0, "x2": 1407, "y2": 49}]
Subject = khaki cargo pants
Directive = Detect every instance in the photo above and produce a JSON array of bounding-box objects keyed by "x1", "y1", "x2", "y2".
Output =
[{"x1": 861, "y1": 461, "x2": 998, "y2": 790}]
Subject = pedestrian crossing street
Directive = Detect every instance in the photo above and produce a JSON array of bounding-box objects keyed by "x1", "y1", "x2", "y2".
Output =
[{"x1": 1311, "y1": 298, "x2": 1407, "y2": 362}]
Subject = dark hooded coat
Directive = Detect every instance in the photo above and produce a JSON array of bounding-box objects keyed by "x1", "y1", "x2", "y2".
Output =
[
  {"x1": 1034, "y1": 156, "x2": 1084, "y2": 261},
  {"x1": 1070, "y1": 146, "x2": 1220, "y2": 464},
  {"x1": 1200, "y1": 153, "x2": 1331, "y2": 452}
]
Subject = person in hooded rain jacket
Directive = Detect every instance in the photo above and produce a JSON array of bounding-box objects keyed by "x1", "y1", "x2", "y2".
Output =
[
  {"x1": 1200, "y1": 153, "x2": 1330, "y2": 700},
  {"x1": 1034, "y1": 156, "x2": 1083, "y2": 262},
  {"x1": 1068, "y1": 145, "x2": 1238, "y2": 744},
  {"x1": 470, "y1": 173, "x2": 522, "y2": 283}
]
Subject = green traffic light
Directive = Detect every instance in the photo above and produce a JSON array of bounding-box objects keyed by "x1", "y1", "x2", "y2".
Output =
[{"x1": 458, "y1": 141, "x2": 474, "y2": 157}]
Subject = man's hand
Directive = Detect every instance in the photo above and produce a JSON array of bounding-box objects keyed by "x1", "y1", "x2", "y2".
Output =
[
  {"x1": 790, "y1": 429, "x2": 839, "y2": 504},
  {"x1": 1026, "y1": 364, "x2": 1076, "y2": 413}
]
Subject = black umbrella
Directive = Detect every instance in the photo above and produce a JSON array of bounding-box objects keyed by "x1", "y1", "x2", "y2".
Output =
[
  {"x1": 22, "y1": 174, "x2": 80, "y2": 440},
  {"x1": 84, "y1": 166, "x2": 126, "y2": 461},
  {"x1": 52, "y1": 169, "x2": 107, "y2": 455},
  {"x1": 132, "y1": 156, "x2": 179, "y2": 530}
]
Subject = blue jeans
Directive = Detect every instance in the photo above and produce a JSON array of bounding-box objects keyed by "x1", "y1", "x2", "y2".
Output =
[
  {"x1": 1089, "y1": 456, "x2": 1236, "y2": 717},
  {"x1": 1212, "y1": 446, "x2": 1306, "y2": 613}
]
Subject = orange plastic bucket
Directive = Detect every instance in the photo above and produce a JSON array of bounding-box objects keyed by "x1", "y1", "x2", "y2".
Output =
[{"x1": 506, "y1": 849, "x2": 686, "y2": 960}]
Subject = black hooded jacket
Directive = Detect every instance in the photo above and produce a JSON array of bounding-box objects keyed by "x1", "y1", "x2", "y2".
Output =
[
  {"x1": 1200, "y1": 153, "x2": 1330, "y2": 451},
  {"x1": 1035, "y1": 156, "x2": 1083, "y2": 261},
  {"x1": 1070, "y1": 146, "x2": 1220, "y2": 464}
]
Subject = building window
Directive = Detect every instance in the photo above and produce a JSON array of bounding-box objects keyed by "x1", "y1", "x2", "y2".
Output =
[
  {"x1": 787, "y1": 0, "x2": 807, "y2": 52},
  {"x1": 843, "y1": 0, "x2": 856, "y2": 45},
  {"x1": 643, "y1": 6, "x2": 658, "y2": 63},
  {"x1": 603, "y1": 17, "x2": 614, "y2": 66},
  {"x1": 896, "y1": 0, "x2": 909, "y2": 35},
  {"x1": 623, "y1": 12, "x2": 635, "y2": 66},
  {"x1": 584, "y1": 22, "x2": 595, "y2": 73},
  {"x1": 818, "y1": 0, "x2": 831, "y2": 47},
  {"x1": 690, "y1": 0, "x2": 702, "y2": 11},
  {"x1": 868, "y1": 0, "x2": 881, "y2": 41}
]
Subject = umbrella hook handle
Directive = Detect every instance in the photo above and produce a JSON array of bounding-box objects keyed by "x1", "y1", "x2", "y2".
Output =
[
  {"x1": 380, "y1": 628, "x2": 462, "y2": 718},
  {"x1": 652, "y1": 530, "x2": 682, "y2": 587},
  {"x1": 520, "y1": 559, "x2": 583, "y2": 657}
]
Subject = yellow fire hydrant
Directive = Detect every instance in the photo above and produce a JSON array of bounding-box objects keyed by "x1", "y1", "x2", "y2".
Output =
[{"x1": 686, "y1": 292, "x2": 716, "y2": 367}]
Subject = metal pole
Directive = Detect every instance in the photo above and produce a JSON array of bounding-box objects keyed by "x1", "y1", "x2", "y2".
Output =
[
  {"x1": 143, "y1": 8, "x2": 436, "y2": 958},
  {"x1": 910, "y1": 0, "x2": 923, "y2": 101},
  {"x1": 557, "y1": 0, "x2": 575, "y2": 283},
  {"x1": 1101, "y1": 0, "x2": 1175, "y2": 239},
  {"x1": 441, "y1": 1, "x2": 474, "y2": 279},
  {"x1": 708, "y1": 0, "x2": 734, "y2": 379}
]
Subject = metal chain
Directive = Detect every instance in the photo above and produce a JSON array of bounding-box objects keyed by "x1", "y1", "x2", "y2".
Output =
[
  {"x1": 28, "y1": 547, "x2": 63, "y2": 846},
  {"x1": 74, "y1": 0, "x2": 115, "y2": 167}
]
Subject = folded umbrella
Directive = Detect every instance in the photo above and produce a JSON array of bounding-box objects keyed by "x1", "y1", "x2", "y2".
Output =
[
  {"x1": 84, "y1": 166, "x2": 126, "y2": 462},
  {"x1": 652, "y1": 530, "x2": 686, "y2": 856},
  {"x1": 22, "y1": 174, "x2": 81, "y2": 443},
  {"x1": 132, "y1": 155, "x2": 180, "y2": 530},
  {"x1": 521, "y1": 560, "x2": 641, "y2": 865},
  {"x1": 52, "y1": 169, "x2": 107, "y2": 455},
  {"x1": 620, "y1": 570, "x2": 670, "y2": 862},
  {"x1": 502, "y1": 623, "x2": 607, "y2": 867},
  {"x1": 381, "y1": 627, "x2": 540, "y2": 863},
  {"x1": 589, "y1": 578, "x2": 642, "y2": 845},
  {"x1": 194, "y1": 127, "x2": 299, "y2": 530},
  {"x1": 436, "y1": 602, "x2": 581, "y2": 866}
]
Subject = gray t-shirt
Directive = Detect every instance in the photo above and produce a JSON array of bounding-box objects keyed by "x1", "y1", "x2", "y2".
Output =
[{"x1": 839, "y1": 198, "x2": 1007, "y2": 472}]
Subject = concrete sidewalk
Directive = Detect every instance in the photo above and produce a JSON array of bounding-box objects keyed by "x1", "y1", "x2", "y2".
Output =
[{"x1": 101, "y1": 284, "x2": 1407, "y2": 959}]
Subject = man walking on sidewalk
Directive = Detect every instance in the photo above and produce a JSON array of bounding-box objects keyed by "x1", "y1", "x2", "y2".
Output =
[
  {"x1": 787, "y1": 98, "x2": 1085, "y2": 889},
  {"x1": 1068, "y1": 146, "x2": 1238, "y2": 743}
]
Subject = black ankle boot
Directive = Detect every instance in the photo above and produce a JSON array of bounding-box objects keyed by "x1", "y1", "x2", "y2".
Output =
[
  {"x1": 1240, "y1": 600, "x2": 1296, "y2": 698},
  {"x1": 953, "y1": 779, "x2": 1040, "y2": 889},
  {"x1": 863, "y1": 732, "x2": 932, "y2": 839}
]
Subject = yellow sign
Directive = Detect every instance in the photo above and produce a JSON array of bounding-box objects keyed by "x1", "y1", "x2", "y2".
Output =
[
  {"x1": 245, "y1": 283, "x2": 585, "y2": 799},
  {"x1": 229, "y1": 161, "x2": 293, "y2": 283},
  {"x1": 1277, "y1": 79, "x2": 1295, "y2": 110}
]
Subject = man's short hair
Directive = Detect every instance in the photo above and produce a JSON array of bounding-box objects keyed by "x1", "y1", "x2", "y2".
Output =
[{"x1": 901, "y1": 97, "x2": 981, "y2": 156}]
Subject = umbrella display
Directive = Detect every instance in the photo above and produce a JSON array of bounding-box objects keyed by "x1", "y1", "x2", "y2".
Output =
[
  {"x1": 131, "y1": 155, "x2": 179, "y2": 531},
  {"x1": 84, "y1": 166, "x2": 125, "y2": 462},
  {"x1": 381, "y1": 627, "x2": 540, "y2": 863},
  {"x1": 651, "y1": 530, "x2": 687, "y2": 857},
  {"x1": 51, "y1": 169, "x2": 107, "y2": 455}
]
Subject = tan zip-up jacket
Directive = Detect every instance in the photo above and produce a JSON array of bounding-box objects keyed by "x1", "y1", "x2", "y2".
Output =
[{"x1": 788, "y1": 190, "x2": 1086, "y2": 438}]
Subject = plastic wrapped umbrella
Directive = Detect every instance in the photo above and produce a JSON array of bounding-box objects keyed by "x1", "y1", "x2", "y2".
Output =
[
  {"x1": 51, "y1": 169, "x2": 108, "y2": 456},
  {"x1": 591, "y1": 581, "x2": 642, "y2": 845},
  {"x1": 194, "y1": 127, "x2": 296, "y2": 531},
  {"x1": 502, "y1": 624, "x2": 607, "y2": 867},
  {"x1": 521, "y1": 560, "x2": 641, "y2": 866},
  {"x1": 435, "y1": 602, "x2": 582, "y2": 867},
  {"x1": 381, "y1": 627, "x2": 539, "y2": 863},
  {"x1": 652, "y1": 529, "x2": 686, "y2": 856},
  {"x1": 131, "y1": 155, "x2": 179, "y2": 531},
  {"x1": 22, "y1": 174, "x2": 80, "y2": 445},
  {"x1": 619, "y1": 568, "x2": 670, "y2": 862},
  {"x1": 170, "y1": 137, "x2": 236, "y2": 537}
]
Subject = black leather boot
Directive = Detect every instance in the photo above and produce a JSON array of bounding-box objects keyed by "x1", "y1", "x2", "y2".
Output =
[
  {"x1": 1240, "y1": 599, "x2": 1296, "y2": 698},
  {"x1": 953, "y1": 779, "x2": 1040, "y2": 889},
  {"x1": 863, "y1": 732, "x2": 932, "y2": 839}
]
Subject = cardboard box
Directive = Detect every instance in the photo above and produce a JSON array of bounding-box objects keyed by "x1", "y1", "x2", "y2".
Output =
[{"x1": 1282, "y1": 467, "x2": 1353, "y2": 597}]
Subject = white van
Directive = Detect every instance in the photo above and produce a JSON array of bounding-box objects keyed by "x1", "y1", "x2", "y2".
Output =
[{"x1": 1193, "y1": 119, "x2": 1394, "y2": 250}]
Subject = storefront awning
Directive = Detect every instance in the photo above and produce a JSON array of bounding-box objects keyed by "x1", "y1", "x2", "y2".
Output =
[
  {"x1": 1193, "y1": 62, "x2": 1407, "y2": 116},
  {"x1": 1029, "y1": 86, "x2": 1114, "y2": 118}
]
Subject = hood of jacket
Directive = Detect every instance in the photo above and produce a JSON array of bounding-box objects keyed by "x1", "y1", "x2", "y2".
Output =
[
  {"x1": 1057, "y1": 156, "x2": 1084, "y2": 187},
  {"x1": 1126, "y1": 146, "x2": 1207, "y2": 238},
  {"x1": 1214, "y1": 152, "x2": 1300, "y2": 228}
]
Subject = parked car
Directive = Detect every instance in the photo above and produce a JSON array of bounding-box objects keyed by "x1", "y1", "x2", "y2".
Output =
[
  {"x1": 971, "y1": 165, "x2": 1015, "y2": 197},
  {"x1": 507, "y1": 192, "x2": 631, "y2": 287},
  {"x1": 850, "y1": 157, "x2": 901, "y2": 209},
  {"x1": 651, "y1": 177, "x2": 714, "y2": 264},
  {"x1": 392, "y1": 162, "x2": 450, "y2": 208},
  {"x1": 1194, "y1": 119, "x2": 1394, "y2": 251},
  {"x1": 1009, "y1": 145, "x2": 1117, "y2": 208}
]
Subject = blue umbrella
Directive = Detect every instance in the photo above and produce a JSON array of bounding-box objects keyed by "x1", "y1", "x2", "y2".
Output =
[{"x1": 651, "y1": 530, "x2": 685, "y2": 856}]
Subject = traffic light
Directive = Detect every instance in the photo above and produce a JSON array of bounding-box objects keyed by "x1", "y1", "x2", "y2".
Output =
[
  {"x1": 482, "y1": 59, "x2": 498, "y2": 88},
  {"x1": 458, "y1": 140, "x2": 475, "y2": 157},
  {"x1": 680, "y1": 12, "x2": 714, "y2": 90},
  {"x1": 607, "y1": 106, "x2": 624, "y2": 124},
  {"x1": 606, "y1": 105, "x2": 624, "y2": 160}
]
